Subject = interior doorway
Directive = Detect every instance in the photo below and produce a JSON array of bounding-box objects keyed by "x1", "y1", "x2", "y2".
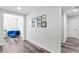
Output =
[
  {"x1": 61, "y1": 6, "x2": 79, "y2": 53},
  {"x1": 63, "y1": 13, "x2": 79, "y2": 42},
  {"x1": 3, "y1": 13, "x2": 25, "y2": 42}
]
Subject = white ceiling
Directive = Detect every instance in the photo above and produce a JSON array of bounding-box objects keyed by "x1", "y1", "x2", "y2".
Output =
[
  {"x1": 1, "y1": 6, "x2": 79, "y2": 17},
  {"x1": 62, "y1": 6, "x2": 79, "y2": 17},
  {"x1": 0, "y1": 6, "x2": 47, "y2": 15},
  {"x1": 62, "y1": 6, "x2": 75, "y2": 12}
]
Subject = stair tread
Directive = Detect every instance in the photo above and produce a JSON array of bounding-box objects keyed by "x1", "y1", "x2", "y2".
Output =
[
  {"x1": 66, "y1": 38, "x2": 79, "y2": 44},
  {"x1": 63, "y1": 42, "x2": 78, "y2": 47},
  {"x1": 62, "y1": 43, "x2": 79, "y2": 51},
  {"x1": 61, "y1": 47, "x2": 79, "y2": 53},
  {"x1": 61, "y1": 37, "x2": 79, "y2": 53}
]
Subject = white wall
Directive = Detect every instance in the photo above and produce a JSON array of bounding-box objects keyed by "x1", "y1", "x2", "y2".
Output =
[
  {"x1": 26, "y1": 7, "x2": 61, "y2": 53},
  {"x1": 0, "y1": 11, "x2": 3, "y2": 45},
  {"x1": 68, "y1": 16, "x2": 79, "y2": 39}
]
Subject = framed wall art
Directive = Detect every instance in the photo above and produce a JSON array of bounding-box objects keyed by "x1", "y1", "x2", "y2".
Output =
[
  {"x1": 36, "y1": 16, "x2": 42, "y2": 27},
  {"x1": 41, "y1": 15, "x2": 47, "y2": 22},
  {"x1": 31, "y1": 15, "x2": 47, "y2": 28},
  {"x1": 31, "y1": 18, "x2": 35, "y2": 27},
  {"x1": 41, "y1": 22, "x2": 47, "y2": 27}
]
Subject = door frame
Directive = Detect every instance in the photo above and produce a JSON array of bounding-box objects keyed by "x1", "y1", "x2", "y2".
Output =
[
  {"x1": 63, "y1": 12, "x2": 68, "y2": 43},
  {"x1": 0, "y1": 8, "x2": 26, "y2": 40}
]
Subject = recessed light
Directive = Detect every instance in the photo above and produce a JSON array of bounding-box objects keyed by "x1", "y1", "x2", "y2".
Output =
[
  {"x1": 17, "y1": 7, "x2": 21, "y2": 10},
  {"x1": 73, "y1": 9, "x2": 77, "y2": 12}
]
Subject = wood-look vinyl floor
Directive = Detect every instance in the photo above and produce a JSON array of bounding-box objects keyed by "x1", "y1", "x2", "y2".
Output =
[
  {"x1": 61, "y1": 37, "x2": 79, "y2": 53},
  {"x1": 1, "y1": 37, "x2": 50, "y2": 53}
]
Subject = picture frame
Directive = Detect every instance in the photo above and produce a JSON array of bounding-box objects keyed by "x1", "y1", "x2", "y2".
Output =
[
  {"x1": 41, "y1": 22, "x2": 47, "y2": 27},
  {"x1": 36, "y1": 16, "x2": 42, "y2": 27},
  {"x1": 41, "y1": 15, "x2": 47, "y2": 22},
  {"x1": 32, "y1": 18, "x2": 35, "y2": 23},
  {"x1": 32, "y1": 18, "x2": 35, "y2": 27}
]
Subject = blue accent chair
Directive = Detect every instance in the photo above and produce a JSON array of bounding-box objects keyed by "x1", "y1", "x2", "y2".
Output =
[{"x1": 7, "y1": 31, "x2": 20, "y2": 38}]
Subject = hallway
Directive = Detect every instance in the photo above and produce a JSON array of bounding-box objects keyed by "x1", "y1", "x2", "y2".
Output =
[{"x1": 0, "y1": 6, "x2": 61, "y2": 53}]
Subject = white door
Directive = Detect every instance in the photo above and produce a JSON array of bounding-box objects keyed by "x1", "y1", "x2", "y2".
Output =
[{"x1": 68, "y1": 16, "x2": 79, "y2": 39}]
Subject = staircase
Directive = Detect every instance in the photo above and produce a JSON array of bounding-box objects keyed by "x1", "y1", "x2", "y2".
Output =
[{"x1": 61, "y1": 37, "x2": 79, "y2": 53}]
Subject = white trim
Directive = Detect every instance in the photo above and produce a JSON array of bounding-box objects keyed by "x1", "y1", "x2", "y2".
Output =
[{"x1": 63, "y1": 13, "x2": 68, "y2": 43}]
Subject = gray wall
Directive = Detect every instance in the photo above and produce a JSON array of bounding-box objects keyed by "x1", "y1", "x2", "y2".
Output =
[{"x1": 26, "y1": 6, "x2": 61, "y2": 53}]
